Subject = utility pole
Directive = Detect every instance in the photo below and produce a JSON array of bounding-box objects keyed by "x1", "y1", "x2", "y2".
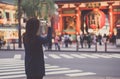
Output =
[{"x1": 18, "y1": 0, "x2": 22, "y2": 48}]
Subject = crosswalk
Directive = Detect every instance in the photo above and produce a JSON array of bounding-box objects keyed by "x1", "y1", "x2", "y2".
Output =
[
  {"x1": 0, "y1": 59, "x2": 96, "y2": 79},
  {"x1": 13, "y1": 53, "x2": 120, "y2": 60},
  {"x1": 1, "y1": 53, "x2": 120, "y2": 79},
  {"x1": 44, "y1": 53, "x2": 120, "y2": 59}
]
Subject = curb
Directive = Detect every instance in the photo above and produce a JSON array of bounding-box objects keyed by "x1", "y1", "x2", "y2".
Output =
[{"x1": 0, "y1": 49, "x2": 120, "y2": 53}]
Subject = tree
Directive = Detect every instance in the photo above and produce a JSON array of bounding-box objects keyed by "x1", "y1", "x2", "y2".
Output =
[
  {"x1": 14, "y1": 0, "x2": 56, "y2": 48},
  {"x1": 20, "y1": 0, "x2": 56, "y2": 20}
]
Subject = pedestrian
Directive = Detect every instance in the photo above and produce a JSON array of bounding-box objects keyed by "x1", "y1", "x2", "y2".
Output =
[
  {"x1": 0, "y1": 38, "x2": 2, "y2": 49},
  {"x1": 80, "y1": 33, "x2": 84, "y2": 48},
  {"x1": 69, "y1": 35, "x2": 73, "y2": 47},
  {"x1": 23, "y1": 18, "x2": 52, "y2": 79},
  {"x1": 98, "y1": 34, "x2": 102, "y2": 45},
  {"x1": 110, "y1": 33, "x2": 116, "y2": 45},
  {"x1": 87, "y1": 33, "x2": 91, "y2": 48},
  {"x1": 102, "y1": 34, "x2": 107, "y2": 44},
  {"x1": 92, "y1": 34, "x2": 97, "y2": 45},
  {"x1": 54, "y1": 35, "x2": 60, "y2": 51},
  {"x1": 83, "y1": 34, "x2": 87, "y2": 47},
  {"x1": 64, "y1": 33, "x2": 69, "y2": 48}
]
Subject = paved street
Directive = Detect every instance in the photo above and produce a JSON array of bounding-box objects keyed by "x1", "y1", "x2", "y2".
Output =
[
  {"x1": 0, "y1": 50, "x2": 120, "y2": 79},
  {"x1": 1, "y1": 43, "x2": 120, "y2": 53}
]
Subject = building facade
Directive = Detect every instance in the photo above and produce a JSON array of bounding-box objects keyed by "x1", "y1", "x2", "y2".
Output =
[
  {"x1": 54, "y1": 0, "x2": 120, "y2": 37},
  {"x1": 0, "y1": 0, "x2": 120, "y2": 42},
  {"x1": 0, "y1": 0, "x2": 25, "y2": 42}
]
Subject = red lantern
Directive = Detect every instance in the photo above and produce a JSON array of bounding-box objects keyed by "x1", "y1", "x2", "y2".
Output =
[
  {"x1": 90, "y1": 24, "x2": 96, "y2": 29},
  {"x1": 85, "y1": 9, "x2": 105, "y2": 29}
]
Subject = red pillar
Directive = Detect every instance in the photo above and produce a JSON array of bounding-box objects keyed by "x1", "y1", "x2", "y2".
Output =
[
  {"x1": 75, "y1": 4, "x2": 81, "y2": 34},
  {"x1": 108, "y1": 2, "x2": 114, "y2": 36},
  {"x1": 58, "y1": 14, "x2": 62, "y2": 32},
  {"x1": 58, "y1": 4, "x2": 63, "y2": 33}
]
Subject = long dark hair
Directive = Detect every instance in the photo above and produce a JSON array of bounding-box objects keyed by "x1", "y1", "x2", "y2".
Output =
[{"x1": 23, "y1": 18, "x2": 40, "y2": 43}]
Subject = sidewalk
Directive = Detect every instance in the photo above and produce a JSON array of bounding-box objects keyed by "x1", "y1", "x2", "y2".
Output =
[{"x1": 0, "y1": 43, "x2": 120, "y2": 53}]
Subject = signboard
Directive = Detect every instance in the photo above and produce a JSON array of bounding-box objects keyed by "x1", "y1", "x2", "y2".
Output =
[
  {"x1": 85, "y1": 2, "x2": 101, "y2": 8},
  {"x1": 62, "y1": 10, "x2": 75, "y2": 14}
]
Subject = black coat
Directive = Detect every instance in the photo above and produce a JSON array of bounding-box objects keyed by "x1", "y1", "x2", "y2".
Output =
[{"x1": 23, "y1": 27, "x2": 52, "y2": 77}]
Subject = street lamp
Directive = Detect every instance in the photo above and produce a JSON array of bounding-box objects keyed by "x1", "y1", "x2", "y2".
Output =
[{"x1": 18, "y1": 0, "x2": 22, "y2": 48}]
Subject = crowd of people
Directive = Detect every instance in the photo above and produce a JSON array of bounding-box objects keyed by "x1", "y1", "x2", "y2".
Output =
[
  {"x1": 44, "y1": 32, "x2": 117, "y2": 51},
  {"x1": 78, "y1": 33, "x2": 116, "y2": 48},
  {"x1": 0, "y1": 32, "x2": 117, "y2": 51}
]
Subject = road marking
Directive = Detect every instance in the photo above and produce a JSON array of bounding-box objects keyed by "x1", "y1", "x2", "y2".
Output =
[
  {"x1": 66, "y1": 72, "x2": 96, "y2": 77},
  {"x1": 0, "y1": 59, "x2": 96, "y2": 79},
  {"x1": 0, "y1": 71, "x2": 25, "y2": 76},
  {"x1": 70, "y1": 54, "x2": 86, "y2": 58},
  {"x1": 0, "y1": 68, "x2": 24, "y2": 72},
  {"x1": 46, "y1": 68, "x2": 70, "y2": 71},
  {"x1": 92, "y1": 54, "x2": 112, "y2": 58},
  {"x1": 14, "y1": 54, "x2": 21, "y2": 59},
  {"x1": 111, "y1": 54, "x2": 120, "y2": 58},
  {"x1": 0, "y1": 74, "x2": 25, "y2": 79},
  {"x1": 0, "y1": 66, "x2": 24, "y2": 70},
  {"x1": 60, "y1": 54, "x2": 74, "y2": 59},
  {"x1": 46, "y1": 66, "x2": 59, "y2": 69},
  {"x1": 46, "y1": 70, "x2": 81, "y2": 75},
  {"x1": 44, "y1": 53, "x2": 120, "y2": 59},
  {"x1": 0, "y1": 59, "x2": 22, "y2": 63},
  {"x1": 0, "y1": 63, "x2": 23, "y2": 66},
  {"x1": 80, "y1": 54, "x2": 99, "y2": 58},
  {"x1": 49, "y1": 54, "x2": 61, "y2": 59}
]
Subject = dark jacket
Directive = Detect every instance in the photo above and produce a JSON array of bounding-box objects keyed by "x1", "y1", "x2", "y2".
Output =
[{"x1": 23, "y1": 27, "x2": 52, "y2": 77}]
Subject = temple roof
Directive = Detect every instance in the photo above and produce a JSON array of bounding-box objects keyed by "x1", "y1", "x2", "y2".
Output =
[
  {"x1": 54, "y1": 0, "x2": 120, "y2": 3},
  {"x1": 0, "y1": 0, "x2": 119, "y2": 5}
]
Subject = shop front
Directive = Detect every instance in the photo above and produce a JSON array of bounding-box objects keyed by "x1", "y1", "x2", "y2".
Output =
[{"x1": 0, "y1": 27, "x2": 25, "y2": 44}]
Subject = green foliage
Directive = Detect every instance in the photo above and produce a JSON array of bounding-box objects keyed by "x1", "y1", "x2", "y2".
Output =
[{"x1": 19, "y1": 0, "x2": 55, "y2": 19}]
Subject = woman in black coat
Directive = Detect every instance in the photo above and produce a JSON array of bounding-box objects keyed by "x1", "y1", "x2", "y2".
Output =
[{"x1": 23, "y1": 18, "x2": 52, "y2": 79}]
